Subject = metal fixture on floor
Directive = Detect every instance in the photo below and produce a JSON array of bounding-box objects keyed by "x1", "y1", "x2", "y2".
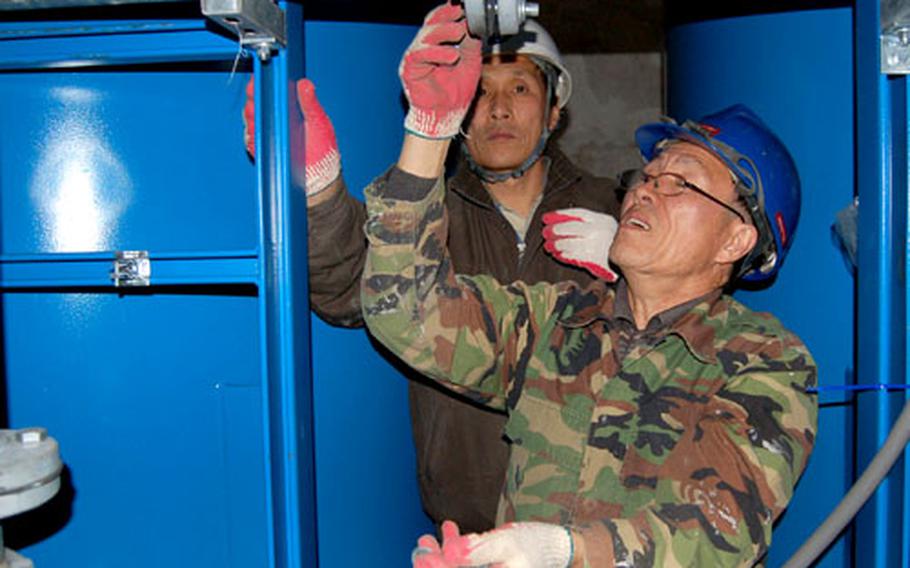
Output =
[{"x1": 0, "y1": 428, "x2": 63, "y2": 568}]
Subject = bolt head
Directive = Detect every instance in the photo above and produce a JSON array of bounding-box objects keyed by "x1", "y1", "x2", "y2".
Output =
[{"x1": 16, "y1": 428, "x2": 46, "y2": 446}]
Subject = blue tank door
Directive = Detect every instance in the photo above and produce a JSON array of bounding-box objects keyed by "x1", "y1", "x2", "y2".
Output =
[
  {"x1": 0, "y1": 3, "x2": 430, "y2": 566},
  {"x1": 0, "y1": 3, "x2": 316, "y2": 566}
]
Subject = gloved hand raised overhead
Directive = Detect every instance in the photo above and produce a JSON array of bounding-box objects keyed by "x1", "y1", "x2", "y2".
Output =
[
  {"x1": 400, "y1": 2, "x2": 482, "y2": 139},
  {"x1": 542, "y1": 208, "x2": 619, "y2": 282},
  {"x1": 243, "y1": 77, "x2": 341, "y2": 197},
  {"x1": 411, "y1": 520, "x2": 573, "y2": 568}
]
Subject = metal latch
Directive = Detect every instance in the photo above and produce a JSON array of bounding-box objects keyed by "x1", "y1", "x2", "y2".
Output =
[
  {"x1": 111, "y1": 251, "x2": 151, "y2": 287},
  {"x1": 201, "y1": 0, "x2": 286, "y2": 61}
]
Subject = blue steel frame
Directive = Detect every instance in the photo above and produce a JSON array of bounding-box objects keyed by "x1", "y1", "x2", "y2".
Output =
[
  {"x1": 253, "y1": 2, "x2": 318, "y2": 566},
  {"x1": 856, "y1": 0, "x2": 908, "y2": 565},
  {"x1": 0, "y1": 4, "x2": 316, "y2": 566},
  {"x1": 0, "y1": 251, "x2": 260, "y2": 286},
  {"x1": 0, "y1": 20, "x2": 239, "y2": 69}
]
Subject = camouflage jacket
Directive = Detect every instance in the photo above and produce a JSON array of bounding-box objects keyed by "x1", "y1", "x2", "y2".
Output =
[
  {"x1": 362, "y1": 171, "x2": 818, "y2": 567},
  {"x1": 308, "y1": 148, "x2": 619, "y2": 532}
]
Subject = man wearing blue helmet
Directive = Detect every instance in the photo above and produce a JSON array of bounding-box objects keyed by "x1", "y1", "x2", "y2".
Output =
[
  {"x1": 361, "y1": 102, "x2": 817, "y2": 566},
  {"x1": 545, "y1": 104, "x2": 802, "y2": 286}
]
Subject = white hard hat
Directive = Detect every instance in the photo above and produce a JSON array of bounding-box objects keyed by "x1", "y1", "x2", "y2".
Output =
[{"x1": 483, "y1": 19, "x2": 573, "y2": 109}]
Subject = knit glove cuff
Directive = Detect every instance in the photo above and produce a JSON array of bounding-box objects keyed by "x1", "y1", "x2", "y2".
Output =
[
  {"x1": 542, "y1": 208, "x2": 619, "y2": 282},
  {"x1": 463, "y1": 522, "x2": 573, "y2": 568}
]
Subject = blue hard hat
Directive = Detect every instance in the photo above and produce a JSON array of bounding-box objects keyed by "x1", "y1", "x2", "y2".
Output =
[{"x1": 635, "y1": 104, "x2": 801, "y2": 282}]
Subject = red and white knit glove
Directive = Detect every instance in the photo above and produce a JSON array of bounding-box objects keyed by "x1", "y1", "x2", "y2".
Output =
[
  {"x1": 243, "y1": 77, "x2": 341, "y2": 197},
  {"x1": 411, "y1": 522, "x2": 456, "y2": 568},
  {"x1": 542, "y1": 208, "x2": 619, "y2": 282},
  {"x1": 399, "y1": 3, "x2": 482, "y2": 139},
  {"x1": 412, "y1": 521, "x2": 573, "y2": 568}
]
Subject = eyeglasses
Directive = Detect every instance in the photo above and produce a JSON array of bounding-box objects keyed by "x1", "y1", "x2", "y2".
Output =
[{"x1": 618, "y1": 168, "x2": 748, "y2": 224}]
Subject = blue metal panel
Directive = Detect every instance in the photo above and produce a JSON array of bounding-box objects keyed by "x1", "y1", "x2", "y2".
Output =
[
  {"x1": 0, "y1": 71, "x2": 256, "y2": 254},
  {"x1": 0, "y1": 6, "x2": 429, "y2": 567},
  {"x1": 668, "y1": 8, "x2": 854, "y2": 567},
  {"x1": 3, "y1": 291, "x2": 268, "y2": 567},
  {"x1": 304, "y1": 20, "x2": 435, "y2": 568},
  {"x1": 0, "y1": 20, "x2": 203, "y2": 38},
  {"x1": 0, "y1": 8, "x2": 275, "y2": 568},
  {"x1": 0, "y1": 21, "x2": 239, "y2": 69},
  {"x1": 0, "y1": 253, "x2": 259, "y2": 287}
]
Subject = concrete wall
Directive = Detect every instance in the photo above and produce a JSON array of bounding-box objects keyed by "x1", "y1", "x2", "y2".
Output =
[{"x1": 556, "y1": 53, "x2": 664, "y2": 178}]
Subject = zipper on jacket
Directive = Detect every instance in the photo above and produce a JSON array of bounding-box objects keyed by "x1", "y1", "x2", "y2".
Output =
[{"x1": 516, "y1": 240, "x2": 527, "y2": 257}]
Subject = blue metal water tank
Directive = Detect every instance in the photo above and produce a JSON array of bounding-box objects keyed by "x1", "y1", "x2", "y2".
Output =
[
  {"x1": 668, "y1": 7, "x2": 855, "y2": 567},
  {"x1": 0, "y1": 4, "x2": 428, "y2": 567}
]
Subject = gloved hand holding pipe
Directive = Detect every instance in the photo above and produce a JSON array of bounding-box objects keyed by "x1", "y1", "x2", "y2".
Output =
[{"x1": 399, "y1": 2, "x2": 481, "y2": 140}]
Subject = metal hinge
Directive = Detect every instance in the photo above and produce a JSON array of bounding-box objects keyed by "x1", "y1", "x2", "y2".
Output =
[
  {"x1": 111, "y1": 250, "x2": 151, "y2": 287},
  {"x1": 200, "y1": 0, "x2": 286, "y2": 61}
]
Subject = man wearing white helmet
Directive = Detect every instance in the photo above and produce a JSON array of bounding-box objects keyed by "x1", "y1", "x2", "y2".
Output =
[
  {"x1": 460, "y1": 18, "x2": 572, "y2": 185},
  {"x1": 243, "y1": 2, "x2": 620, "y2": 533}
]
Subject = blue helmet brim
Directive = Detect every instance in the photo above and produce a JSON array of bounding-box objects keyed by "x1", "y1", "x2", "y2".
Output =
[{"x1": 635, "y1": 122, "x2": 752, "y2": 190}]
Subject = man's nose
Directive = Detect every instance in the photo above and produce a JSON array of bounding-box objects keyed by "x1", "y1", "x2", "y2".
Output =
[
  {"x1": 488, "y1": 92, "x2": 512, "y2": 119},
  {"x1": 626, "y1": 179, "x2": 656, "y2": 205}
]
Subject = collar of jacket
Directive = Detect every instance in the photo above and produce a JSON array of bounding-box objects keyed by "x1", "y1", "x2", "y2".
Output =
[
  {"x1": 448, "y1": 144, "x2": 584, "y2": 208},
  {"x1": 558, "y1": 281, "x2": 726, "y2": 365}
]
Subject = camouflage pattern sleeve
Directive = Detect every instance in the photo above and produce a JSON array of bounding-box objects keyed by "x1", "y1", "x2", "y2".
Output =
[
  {"x1": 360, "y1": 168, "x2": 566, "y2": 411},
  {"x1": 571, "y1": 324, "x2": 817, "y2": 567},
  {"x1": 307, "y1": 176, "x2": 368, "y2": 327}
]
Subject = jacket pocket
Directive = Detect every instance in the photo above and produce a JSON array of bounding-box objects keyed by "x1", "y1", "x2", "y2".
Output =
[
  {"x1": 504, "y1": 395, "x2": 587, "y2": 474},
  {"x1": 501, "y1": 395, "x2": 588, "y2": 519}
]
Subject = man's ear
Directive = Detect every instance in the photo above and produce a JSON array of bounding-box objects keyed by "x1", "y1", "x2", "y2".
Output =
[
  {"x1": 717, "y1": 222, "x2": 759, "y2": 265},
  {"x1": 547, "y1": 105, "x2": 561, "y2": 131}
]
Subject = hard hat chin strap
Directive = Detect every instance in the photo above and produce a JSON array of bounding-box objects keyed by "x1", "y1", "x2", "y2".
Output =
[
  {"x1": 461, "y1": 126, "x2": 551, "y2": 183},
  {"x1": 678, "y1": 120, "x2": 778, "y2": 279},
  {"x1": 736, "y1": 179, "x2": 777, "y2": 278}
]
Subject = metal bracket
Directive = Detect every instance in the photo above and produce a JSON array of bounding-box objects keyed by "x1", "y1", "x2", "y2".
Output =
[
  {"x1": 882, "y1": 25, "x2": 910, "y2": 74},
  {"x1": 201, "y1": 0, "x2": 286, "y2": 61},
  {"x1": 464, "y1": 0, "x2": 539, "y2": 41},
  {"x1": 882, "y1": 0, "x2": 910, "y2": 74},
  {"x1": 111, "y1": 251, "x2": 151, "y2": 287}
]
